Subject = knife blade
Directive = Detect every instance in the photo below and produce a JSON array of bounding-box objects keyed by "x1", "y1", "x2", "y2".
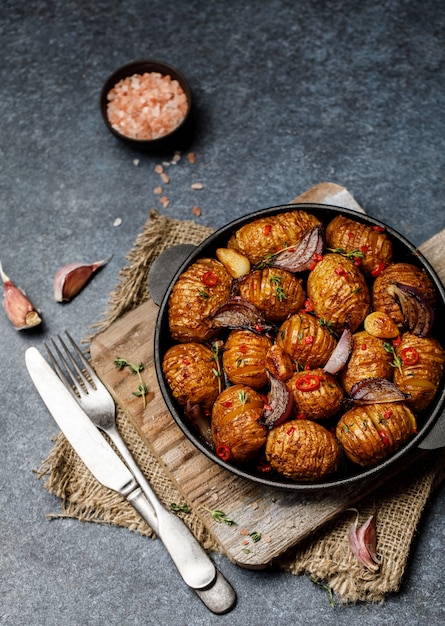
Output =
[{"x1": 25, "y1": 346, "x2": 218, "y2": 592}]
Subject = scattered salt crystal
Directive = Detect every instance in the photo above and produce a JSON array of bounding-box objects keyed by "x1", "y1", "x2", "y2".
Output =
[
  {"x1": 133, "y1": 159, "x2": 140, "y2": 166},
  {"x1": 155, "y1": 164, "x2": 164, "y2": 174},
  {"x1": 160, "y1": 196, "x2": 170, "y2": 207},
  {"x1": 239, "y1": 528, "x2": 249, "y2": 536},
  {"x1": 192, "y1": 206, "x2": 201, "y2": 216},
  {"x1": 172, "y1": 151, "x2": 181, "y2": 163},
  {"x1": 187, "y1": 152, "x2": 196, "y2": 164},
  {"x1": 191, "y1": 182, "x2": 204, "y2": 190},
  {"x1": 161, "y1": 172, "x2": 170, "y2": 184},
  {"x1": 262, "y1": 535, "x2": 272, "y2": 543},
  {"x1": 113, "y1": 217, "x2": 122, "y2": 227},
  {"x1": 154, "y1": 186, "x2": 163, "y2": 195}
]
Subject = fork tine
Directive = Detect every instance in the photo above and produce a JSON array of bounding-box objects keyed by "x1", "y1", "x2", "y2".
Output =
[
  {"x1": 64, "y1": 331, "x2": 100, "y2": 386},
  {"x1": 45, "y1": 339, "x2": 84, "y2": 399}
]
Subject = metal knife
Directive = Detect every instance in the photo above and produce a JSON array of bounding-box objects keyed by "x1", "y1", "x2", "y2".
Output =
[{"x1": 25, "y1": 347, "x2": 236, "y2": 613}]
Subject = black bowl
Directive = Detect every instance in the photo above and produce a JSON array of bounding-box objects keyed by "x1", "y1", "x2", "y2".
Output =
[
  {"x1": 100, "y1": 59, "x2": 193, "y2": 152},
  {"x1": 154, "y1": 203, "x2": 445, "y2": 492}
]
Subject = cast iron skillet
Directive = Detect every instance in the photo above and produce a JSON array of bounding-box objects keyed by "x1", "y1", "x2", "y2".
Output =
[{"x1": 153, "y1": 203, "x2": 445, "y2": 491}]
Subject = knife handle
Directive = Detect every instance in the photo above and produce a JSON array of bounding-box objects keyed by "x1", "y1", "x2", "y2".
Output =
[{"x1": 127, "y1": 486, "x2": 216, "y2": 590}]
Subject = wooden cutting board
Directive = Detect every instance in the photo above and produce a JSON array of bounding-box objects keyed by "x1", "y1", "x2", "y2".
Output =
[{"x1": 90, "y1": 212, "x2": 445, "y2": 569}]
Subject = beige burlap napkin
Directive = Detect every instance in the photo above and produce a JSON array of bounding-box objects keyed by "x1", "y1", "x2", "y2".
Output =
[{"x1": 38, "y1": 208, "x2": 445, "y2": 604}]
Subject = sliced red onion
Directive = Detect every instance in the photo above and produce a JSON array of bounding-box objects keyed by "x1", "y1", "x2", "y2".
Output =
[
  {"x1": 349, "y1": 377, "x2": 409, "y2": 404},
  {"x1": 184, "y1": 401, "x2": 214, "y2": 446},
  {"x1": 269, "y1": 226, "x2": 324, "y2": 272},
  {"x1": 323, "y1": 327, "x2": 353, "y2": 374},
  {"x1": 389, "y1": 282, "x2": 434, "y2": 337},
  {"x1": 209, "y1": 298, "x2": 275, "y2": 334},
  {"x1": 259, "y1": 372, "x2": 293, "y2": 429}
]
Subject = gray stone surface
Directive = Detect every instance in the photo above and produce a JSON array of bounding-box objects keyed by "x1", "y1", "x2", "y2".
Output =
[{"x1": 1, "y1": 1, "x2": 444, "y2": 624}]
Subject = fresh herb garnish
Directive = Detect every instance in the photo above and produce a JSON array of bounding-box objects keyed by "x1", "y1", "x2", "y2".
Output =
[
  {"x1": 169, "y1": 502, "x2": 191, "y2": 514},
  {"x1": 114, "y1": 357, "x2": 148, "y2": 408},
  {"x1": 310, "y1": 576, "x2": 336, "y2": 607},
  {"x1": 383, "y1": 341, "x2": 403, "y2": 374},
  {"x1": 201, "y1": 506, "x2": 237, "y2": 526}
]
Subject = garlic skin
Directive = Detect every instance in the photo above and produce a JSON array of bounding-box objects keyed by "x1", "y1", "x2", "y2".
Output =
[
  {"x1": 54, "y1": 258, "x2": 109, "y2": 302},
  {"x1": 0, "y1": 261, "x2": 42, "y2": 330},
  {"x1": 348, "y1": 509, "x2": 380, "y2": 572}
]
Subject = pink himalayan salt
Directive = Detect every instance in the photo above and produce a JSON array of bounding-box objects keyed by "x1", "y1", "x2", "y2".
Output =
[{"x1": 106, "y1": 72, "x2": 188, "y2": 140}]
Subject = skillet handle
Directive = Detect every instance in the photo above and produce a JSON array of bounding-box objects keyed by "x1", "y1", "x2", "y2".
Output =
[
  {"x1": 418, "y1": 410, "x2": 445, "y2": 450},
  {"x1": 148, "y1": 243, "x2": 197, "y2": 306}
]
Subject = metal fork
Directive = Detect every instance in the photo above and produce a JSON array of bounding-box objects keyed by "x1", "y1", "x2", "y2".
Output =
[{"x1": 45, "y1": 332, "x2": 219, "y2": 593}]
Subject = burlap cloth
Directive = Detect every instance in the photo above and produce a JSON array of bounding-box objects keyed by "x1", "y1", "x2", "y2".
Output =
[{"x1": 38, "y1": 208, "x2": 445, "y2": 604}]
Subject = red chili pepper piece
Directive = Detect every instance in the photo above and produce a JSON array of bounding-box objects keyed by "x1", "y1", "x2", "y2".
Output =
[
  {"x1": 286, "y1": 426, "x2": 295, "y2": 436},
  {"x1": 239, "y1": 343, "x2": 247, "y2": 354},
  {"x1": 304, "y1": 335, "x2": 314, "y2": 345},
  {"x1": 335, "y1": 266, "x2": 348, "y2": 277},
  {"x1": 371, "y1": 261, "x2": 386, "y2": 277},
  {"x1": 392, "y1": 336, "x2": 402, "y2": 347},
  {"x1": 263, "y1": 224, "x2": 272, "y2": 236},
  {"x1": 202, "y1": 270, "x2": 218, "y2": 286},
  {"x1": 378, "y1": 430, "x2": 390, "y2": 447},
  {"x1": 295, "y1": 373, "x2": 321, "y2": 392},
  {"x1": 303, "y1": 299, "x2": 314, "y2": 312},
  {"x1": 216, "y1": 444, "x2": 232, "y2": 461},
  {"x1": 296, "y1": 412, "x2": 307, "y2": 419},
  {"x1": 400, "y1": 346, "x2": 420, "y2": 365},
  {"x1": 372, "y1": 225, "x2": 386, "y2": 232},
  {"x1": 222, "y1": 401, "x2": 233, "y2": 408},
  {"x1": 384, "y1": 409, "x2": 393, "y2": 419}
]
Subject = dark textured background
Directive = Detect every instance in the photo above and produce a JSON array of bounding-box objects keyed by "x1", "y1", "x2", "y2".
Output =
[{"x1": 1, "y1": 1, "x2": 444, "y2": 624}]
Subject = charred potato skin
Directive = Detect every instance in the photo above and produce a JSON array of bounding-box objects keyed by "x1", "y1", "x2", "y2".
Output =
[
  {"x1": 237, "y1": 267, "x2": 306, "y2": 323},
  {"x1": 266, "y1": 419, "x2": 340, "y2": 480},
  {"x1": 211, "y1": 385, "x2": 267, "y2": 463},
  {"x1": 307, "y1": 253, "x2": 370, "y2": 333},
  {"x1": 372, "y1": 262, "x2": 437, "y2": 328},
  {"x1": 276, "y1": 311, "x2": 337, "y2": 369},
  {"x1": 336, "y1": 402, "x2": 417, "y2": 467},
  {"x1": 227, "y1": 210, "x2": 321, "y2": 265},
  {"x1": 287, "y1": 368, "x2": 345, "y2": 420},
  {"x1": 168, "y1": 258, "x2": 232, "y2": 343},
  {"x1": 325, "y1": 214, "x2": 393, "y2": 275},
  {"x1": 222, "y1": 329, "x2": 272, "y2": 390},
  {"x1": 162, "y1": 342, "x2": 220, "y2": 409},
  {"x1": 340, "y1": 330, "x2": 394, "y2": 393},
  {"x1": 393, "y1": 333, "x2": 445, "y2": 411}
]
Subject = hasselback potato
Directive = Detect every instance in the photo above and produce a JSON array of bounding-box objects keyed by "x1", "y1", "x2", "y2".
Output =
[
  {"x1": 227, "y1": 209, "x2": 321, "y2": 265},
  {"x1": 266, "y1": 419, "x2": 340, "y2": 480},
  {"x1": 265, "y1": 344, "x2": 294, "y2": 381},
  {"x1": 336, "y1": 402, "x2": 417, "y2": 466},
  {"x1": 222, "y1": 329, "x2": 272, "y2": 390},
  {"x1": 372, "y1": 262, "x2": 436, "y2": 328},
  {"x1": 211, "y1": 384, "x2": 267, "y2": 463},
  {"x1": 393, "y1": 333, "x2": 445, "y2": 411},
  {"x1": 340, "y1": 330, "x2": 394, "y2": 393},
  {"x1": 325, "y1": 214, "x2": 393, "y2": 275},
  {"x1": 276, "y1": 311, "x2": 337, "y2": 369},
  {"x1": 237, "y1": 267, "x2": 306, "y2": 323},
  {"x1": 287, "y1": 368, "x2": 344, "y2": 420},
  {"x1": 162, "y1": 342, "x2": 221, "y2": 409},
  {"x1": 168, "y1": 258, "x2": 232, "y2": 343},
  {"x1": 307, "y1": 253, "x2": 370, "y2": 333}
]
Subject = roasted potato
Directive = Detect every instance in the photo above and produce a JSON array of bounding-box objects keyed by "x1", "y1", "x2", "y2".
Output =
[
  {"x1": 372, "y1": 262, "x2": 436, "y2": 328},
  {"x1": 211, "y1": 384, "x2": 267, "y2": 463},
  {"x1": 276, "y1": 311, "x2": 337, "y2": 369},
  {"x1": 307, "y1": 253, "x2": 370, "y2": 333},
  {"x1": 168, "y1": 258, "x2": 232, "y2": 343},
  {"x1": 336, "y1": 402, "x2": 417, "y2": 467},
  {"x1": 227, "y1": 209, "x2": 321, "y2": 265},
  {"x1": 340, "y1": 330, "x2": 394, "y2": 393},
  {"x1": 265, "y1": 418, "x2": 340, "y2": 481},
  {"x1": 393, "y1": 333, "x2": 445, "y2": 411},
  {"x1": 265, "y1": 344, "x2": 294, "y2": 381},
  {"x1": 287, "y1": 368, "x2": 344, "y2": 420},
  {"x1": 162, "y1": 342, "x2": 220, "y2": 409},
  {"x1": 325, "y1": 214, "x2": 393, "y2": 275},
  {"x1": 237, "y1": 267, "x2": 306, "y2": 323},
  {"x1": 222, "y1": 329, "x2": 272, "y2": 390}
]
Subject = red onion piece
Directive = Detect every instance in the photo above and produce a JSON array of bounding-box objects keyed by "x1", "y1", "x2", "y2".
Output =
[
  {"x1": 209, "y1": 298, "x2": 275, "y2": 334},
  {"x1": 269, "y1": 226, "x2": 324, "y2": 272},
  {"x1": 259, "y1": 372, "x2": 293, "y2": 429},
  {"x1": 323, "y1": 327, "x2": 353, "y2": 374},
  {"x1": 389, "y1": 282, "x2": 434, "y2": 337},
  {"x1": 349, "y1": 377, "x2": 409, "y2": 404},
  {"x1": 184, "y1": 401, "x2": 214, "y2": 446}
]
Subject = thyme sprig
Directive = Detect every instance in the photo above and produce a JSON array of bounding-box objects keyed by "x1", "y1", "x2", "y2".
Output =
[
  {"x1": 211, "y1": 341, "x2": 223, "y2": 393},
  {"x1": 169, "y1": 502, "x2": 191, "y2": 514},
  {"x1": 383, "y1": 341, "x2": 403, "y2": 374},
  {"x1": 114, "y1": 357, "x2": 148, "y2": 408},
  {"x1": 310, "y1": 576, "x2": 336, "y2": 607},
  {"x1": 270, "y1": 275, "x2": 286, "y2": 302},
  {"x1": 201, "y1": 506, "x2": 237, "y2": 526},
  {"x1": 328, "y1": 247, "x2": 365, "y2": 262}
]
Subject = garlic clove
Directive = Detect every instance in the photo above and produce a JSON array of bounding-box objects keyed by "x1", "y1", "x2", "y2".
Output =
[
  {"x1": 0, "y1": 261, "x2": 42, "y2": 330},
  {"x1": 348, "y1": 508, "x2": 380, "y2": 571},
  {"x1": 54, "y1": 258, "x2": 110, "y2": 302}
]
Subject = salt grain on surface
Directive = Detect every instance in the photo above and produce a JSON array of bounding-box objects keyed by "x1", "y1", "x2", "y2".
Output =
[{"x1": 107, "y1": 72, "x2": 188, "y2": 140}]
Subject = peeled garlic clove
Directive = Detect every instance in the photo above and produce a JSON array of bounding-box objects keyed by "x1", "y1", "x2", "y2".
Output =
[
  {"x1": 0, "y1": 261, "x2": 42, "y2": 330},
  {"x1": 54, "y1": 257, "x2": 110, "y2": 302},
  {"x1": 348, "y1": 509, "x2": 380, "y2": 572}
]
